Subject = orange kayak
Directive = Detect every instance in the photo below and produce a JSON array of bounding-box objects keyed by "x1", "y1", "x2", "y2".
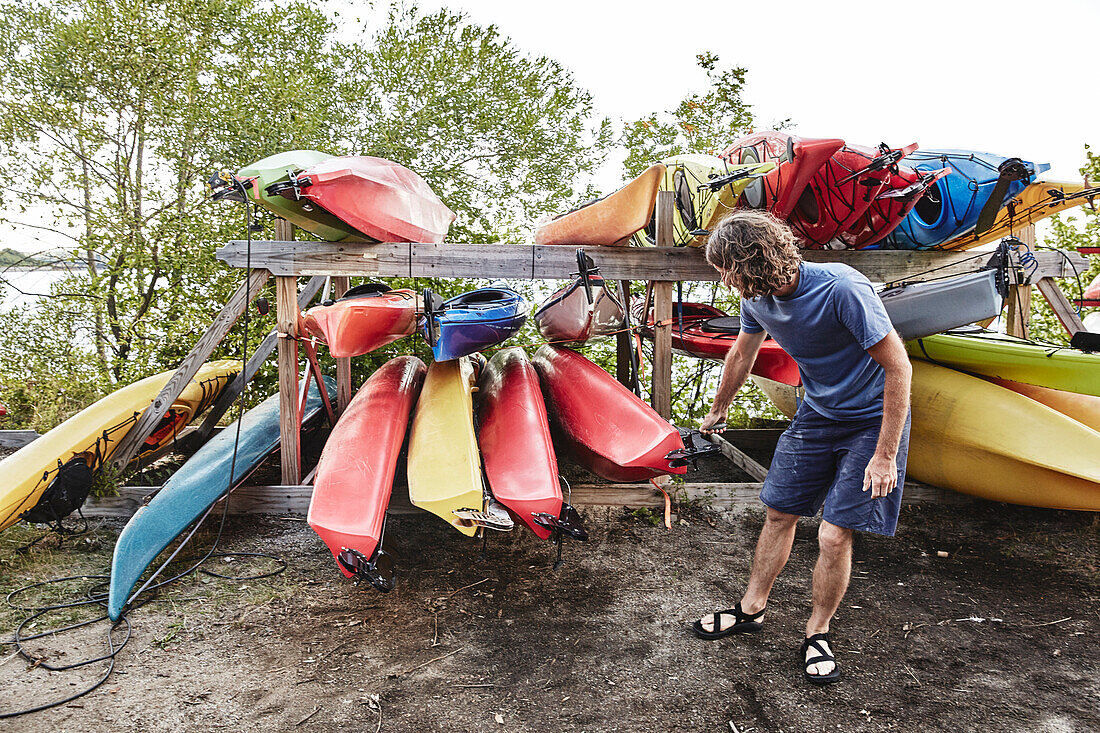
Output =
[
  {"x1": 535, "y1": 165, "x2": 664, "y2": 246},
  {"x1": 300, "y1": 284, "x2": 418, "y2": 358}
]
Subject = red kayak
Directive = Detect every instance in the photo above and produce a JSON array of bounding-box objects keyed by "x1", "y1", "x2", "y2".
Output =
[
  {"x1": 640, "y1": 302, "x2": 801, "y2": 387},
  {"x1": 786, "y1": 142, "x2": 918, "y2": 248},
  {"x1": 532, "y1": 345, "x2": 686, "y2": 482},
  {"x1": 300, "y1": 283, "x2": 417, "y2": 358},
  {"x1": 308, "y1": 356, "x2": 427, "y2": 588},
  {"x1": 841, "y1": 165, "x2": 951, "y2": 249},
  {"x1": 720, "y1": 132, "x2": 843, "y2": 218},
  {"x1": 477, "y1": 348, "x2": 586, "y2": 540},
  {"x1": 273, "y1": 156, "x2": 456, "y2": 243}
]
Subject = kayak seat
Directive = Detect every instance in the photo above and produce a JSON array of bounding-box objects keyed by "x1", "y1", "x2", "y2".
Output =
[
  {"x1": 341, "y1": 282, "x2": 391, "y2": 300},
  {"x1": 700, "y1": 317, "x2": 741, "y2": 334},
  {"x1": 448, "y1": 290, "x2": 515, "y2": 309}
]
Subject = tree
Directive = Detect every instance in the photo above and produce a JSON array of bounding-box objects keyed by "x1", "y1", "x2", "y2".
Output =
[
  {"x1": 0, "y1": 1, "x2": 614, "y2": 430},
  {"x1": 621, "y1": 53, "x2": 755, "y2": 179}
]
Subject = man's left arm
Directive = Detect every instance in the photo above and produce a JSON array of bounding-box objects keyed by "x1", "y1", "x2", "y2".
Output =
[{"x1": 864, "y1": 331, "x2": 913, "y2": 498}]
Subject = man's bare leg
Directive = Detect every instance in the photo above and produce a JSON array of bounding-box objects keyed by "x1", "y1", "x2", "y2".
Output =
[
  {"x1": 805, "y1": 520, "x2": 853, "y2": 676},
  {"x1": 698, "y1": 507, "x2": 799, "y2": 632}
]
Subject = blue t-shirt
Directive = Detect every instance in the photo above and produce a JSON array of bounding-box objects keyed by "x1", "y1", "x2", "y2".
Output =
[{"x1": 740, "y1": 262, "x2": 893, "y2": 420}]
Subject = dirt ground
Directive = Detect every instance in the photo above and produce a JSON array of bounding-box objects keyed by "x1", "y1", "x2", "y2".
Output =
[{"x1": 1, "y1": 475, "x2": 1098, "y2": 732}]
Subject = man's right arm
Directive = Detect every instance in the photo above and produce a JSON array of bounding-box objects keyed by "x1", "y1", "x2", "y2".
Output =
[{"x1": 701, "y1": 329, "x2": 767, "y2": 433}]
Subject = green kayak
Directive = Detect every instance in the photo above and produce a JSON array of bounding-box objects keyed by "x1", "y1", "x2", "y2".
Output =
[
  {"x1": 239, "y1": 150, "x2": 367, "y2": 242},
  {"x1": 906, "y1": 328, "x2": 1100, "y2": 397}
]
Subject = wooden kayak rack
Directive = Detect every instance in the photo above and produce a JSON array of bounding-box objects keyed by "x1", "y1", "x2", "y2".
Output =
[{"x1": 100, "y1": 193, "x2": 1091, "y2": 513}]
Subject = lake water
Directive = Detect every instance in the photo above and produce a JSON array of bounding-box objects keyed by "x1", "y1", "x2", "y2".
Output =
[{"x1": 0, "y1": 268, "x2": 78, "y2": 311}]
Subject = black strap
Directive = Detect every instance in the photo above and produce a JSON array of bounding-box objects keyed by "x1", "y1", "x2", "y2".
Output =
[{"x1": 803, "y1": 634, "x2": 836, "y2": 665}]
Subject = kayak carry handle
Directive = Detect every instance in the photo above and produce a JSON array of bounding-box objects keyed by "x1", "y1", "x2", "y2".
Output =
[
  {"x1": 531, "y1": 503, "x2": 588, "y2": 541},
  {"x1": 665, "y1": 428, "x2": 725, "y2": 468}
]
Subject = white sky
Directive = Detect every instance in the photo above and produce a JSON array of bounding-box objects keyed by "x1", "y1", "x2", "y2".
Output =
[{"x1": 401, "y1": 0, "x2": 1099, "y2": 186}]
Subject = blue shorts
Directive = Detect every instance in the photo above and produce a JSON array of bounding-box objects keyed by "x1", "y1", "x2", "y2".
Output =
[{"x1": 760, "y1": 401, "x2": 911, "y2": 536}]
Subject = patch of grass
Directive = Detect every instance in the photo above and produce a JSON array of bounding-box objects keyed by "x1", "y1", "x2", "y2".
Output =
[{"x1": 626, "y1": 508, "x2": 661, "y2": 527}]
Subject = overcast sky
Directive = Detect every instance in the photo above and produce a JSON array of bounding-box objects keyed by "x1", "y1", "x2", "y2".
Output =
[{"x1": 400, "y1": 0, "x2": 1099, "y2": 187}]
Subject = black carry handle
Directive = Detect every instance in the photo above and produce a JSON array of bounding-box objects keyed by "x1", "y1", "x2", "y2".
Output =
[
  {"x1": 336, "y1": 548, "x2": 396, "y2": 593},
  {"x1": 664, "y1": 428, "x2": 725, "y2": 468}
]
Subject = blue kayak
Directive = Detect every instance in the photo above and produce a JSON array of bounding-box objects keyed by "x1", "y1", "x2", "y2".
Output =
[
  {"x1": 878, "y1": 150, "x2": 1049, "y2": 250},
  {"x1": 419, "y1": 285, "x2": 526, "y2": 361},
  {"x1": 108, "y1": 377, "x2": 336, "y2": 620}
]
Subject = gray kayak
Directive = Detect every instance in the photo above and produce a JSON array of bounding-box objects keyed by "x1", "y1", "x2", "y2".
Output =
[{"x1": 880, "y1": 269, "x2": 1004, "y2": 341}]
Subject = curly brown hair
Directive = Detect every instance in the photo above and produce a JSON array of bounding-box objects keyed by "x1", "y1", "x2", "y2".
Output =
[{"x1": 704, "y1": 210, "x2": 802, "y2": 298}]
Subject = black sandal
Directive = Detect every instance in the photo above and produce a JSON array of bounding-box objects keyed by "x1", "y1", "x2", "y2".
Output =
[
  {"x1": 691, "y1": 602, "x2": 766, "y2": 640},
  {"x1": 801, "y1": 632, "x2": 841, "y2": 686}
]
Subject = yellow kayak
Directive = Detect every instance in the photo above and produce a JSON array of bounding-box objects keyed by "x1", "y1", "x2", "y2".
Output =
[
  {"x1": 535, "y1": 164, "x2": 665, "y2": 246},
  {"x1": 753, "y1": 362, "x2": 1100, "y2": 510},
  {"x1": 407, "y1": 357, "x2": 483, "y2": 536},
  {"x1": 985, "y1": 377, "x2": 1100, "y2": 433},
  {"x1": 633, "y1": 155, "x2": 775, "y2": 248},
  {"x1": 943, "y1": 179, "x2": 1095, "y2": 250},
  {"x1": 0, "y1": 360, "x2": 241, "y2": 531}
]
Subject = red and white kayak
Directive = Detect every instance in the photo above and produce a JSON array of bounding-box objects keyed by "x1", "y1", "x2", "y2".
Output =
[
  {"x1": 278, "y1": 156, "x2": 456, "y2": 243},
  {"x1": 720, "y1": 132, "x2": 843, "y2": 218},
  {"x1": 308, "y1": 356, "x2": 427, "y2": 588},
  {"x1": 533, "y1": 251, "x2": 625, "y2": 345},
  {"x1": 532, "y1": 345, "x2": 686, "y2": 482},
  {"x1": 787, "y1": 142, "x2": 917, "y2": 248},
  {"x1": 640, "y1": 302, "x2": 801, "y2": 387},
  {"x1": 477, "y1": 348, "x2": 580, "y2": 540},
  {"x1": 300, "y1": 284, "x2": 418, "y2": 358}
]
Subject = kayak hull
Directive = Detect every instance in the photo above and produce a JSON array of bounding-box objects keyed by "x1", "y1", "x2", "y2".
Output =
[
  {"x1": 879, "y1": 270, "x2": 1003, "y2": 341},
  {"x1": 309, "y1": 357, "x2": 426, "y2": 577},
  {"x1": 535, "y1": 165, "x2": 665, "y2": 246},
  {"x1": 532, "y1": 345, "x2": 685, "y2": 482},
  {"x1": 300, "y1": 288, "x2": 418, "y2": 358},
  {"x1": 407, "y1": 358, "x2": 483, "y2": 536},
  {"x1": 477, "y1": 348, "x2": 562, "y2": 539},
  {"x1": 906, "y1": 328, "x2": 1100, "y2": 397},
  {"x1": 422, "y1": 287, "x2": 526, "y2": 361},
  {"x1": 1, "y1": 361, "x2": 240, "y2": 532},
  {"x1": 943, "y1": 179, "x2": 1096, "y2": 250},
  {"x1": 297, "y1": 156, "x2": 455, "y2": 243},
  {"x1": 108, "y1": 377, "x2": 335, "y2": 619},
  {"x1": 843, "y1": 166, "x2": 951, "y2": 249},
  {"x1": 534, "y1": 274, "x2": 624, "y2": 345}
]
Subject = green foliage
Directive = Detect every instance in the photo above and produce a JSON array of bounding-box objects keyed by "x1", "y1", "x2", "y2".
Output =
[
  {"x1": 622, "y1": 53, "x2": 754, "y2": 178},
  {"x1": 1033, "y1": 147, "x2": 1100, "y2": 344},
  {"x1": 0, "y1": 0, "x2": 611, "y2": 430}
]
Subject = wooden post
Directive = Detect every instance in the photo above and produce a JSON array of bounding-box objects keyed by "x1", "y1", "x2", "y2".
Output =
[
  {"x1": 651, "y1": 191, "x2": 674, "y2": 419},
  {"x1": 275, "y1": 219, "x2": 301, "y2": 485},
  {"x1": 616, "y1": 280, "x2": 633, "y2": 389},
  {"x1": 1005, "y1": 225, "x2": 1035, "y2": 339},
  {"x1": 106, "y1": 268, "x2": 271, "y2": 472},
  {"x1": 1035, "y1": 277, "x2": 1087, "y2": 335},
  {"x1": 331, "y1": 276, "x2": 352, "y2": 414}
]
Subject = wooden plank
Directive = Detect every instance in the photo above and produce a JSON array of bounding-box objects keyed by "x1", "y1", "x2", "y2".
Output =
[
  {"x1": 106, "y1": 268, "x2": 271, "y2": 473},
  {"x1": 1035, "y1": 277, "x2": 1087, "y2": 335},
  {"x1": 616, "y1": 280, "x2": 633, "y2": 389},
  {"x1": 217, "y1": 239, "x2": 1043, "y2": 284},
  {"x1": 81, "y1": 479, "x2": 971, "y2": 518},
  {"x1": 331, "y1": 276, "x2": 353, "y2": 414},
  {"x1": 190, "y1": 275, "x2": 325, "y2": 449},
  {"x1": 704, "y1": 433, "x2": 770, "y2": 482},
  {"x1": 1006, "y1": 283, "x2": 1032, "y2": 339},
  {"x1": 651, "y1": 191, "x2": 675, "y2": 419},
  {"x1": 0, "y1": 430, "x2": 40, "y2": 448},
  {"x1": 276, "y1": 274, "x2": 301, "y2": 485}
]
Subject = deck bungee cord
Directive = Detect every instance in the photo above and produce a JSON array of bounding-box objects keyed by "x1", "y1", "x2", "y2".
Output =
[{"x1": 0, "y1": 173, "x2": 289, "y2": 720}]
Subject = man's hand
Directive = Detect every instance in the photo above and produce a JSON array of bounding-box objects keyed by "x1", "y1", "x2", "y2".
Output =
[
  {"x1": 862, "y1": 452, "x2": 898, "y2": 498},
  {"x1": 700, "y1": 409, "x2": 726, "y2": 435}
]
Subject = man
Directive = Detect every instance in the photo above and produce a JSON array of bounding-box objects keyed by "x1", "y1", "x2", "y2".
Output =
[{"x1": 693, "y1": 210, "x2": 912, "y2": 686}]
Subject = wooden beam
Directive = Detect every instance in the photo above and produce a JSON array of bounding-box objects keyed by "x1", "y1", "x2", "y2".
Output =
[
  {"x1": 217, "y1": 240, "x2": 1079, "y2": 284},
  {"x1": 80, "y1": 479, "x2": 971, "y2": 518},
  {"x1": 1035, "y1": 277, "x2": 1087, "y2": 335},
  {"x1": 189, "y1": 275, "x2": 325, "y2": 449},
  {"x1": 616, "y1": 280, "x2": 633, "y2": 389},
  {"x1": 704, "y1": 433, "x2": 770, "y2": 482},
  {"x1": 331, "y1": 276, "x2": 353, "y2": 414},
  {"x1": 651, "y1": 191, "x2": 674, "y2": 419},
  {"x1": 274, "y1": 219, "x2": 300, "y2": 485},
  {"x1": 106, "y1": 268, "x2": 271, "y2": 473}
]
